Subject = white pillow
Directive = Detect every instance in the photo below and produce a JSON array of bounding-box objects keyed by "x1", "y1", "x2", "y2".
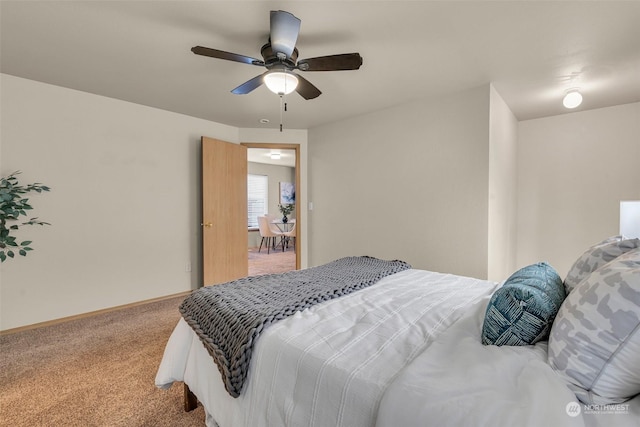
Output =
[
  {"x1": 548, "y1": 249, "x2": 640, "y2": 404},
  {"x1": 564, "y1": 236, "x2": 640, "y2": 293}
]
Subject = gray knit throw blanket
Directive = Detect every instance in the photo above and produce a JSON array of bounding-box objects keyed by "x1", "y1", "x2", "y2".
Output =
[{"x1": 179, "y1": 256, "x2": 411, "y2": 397}]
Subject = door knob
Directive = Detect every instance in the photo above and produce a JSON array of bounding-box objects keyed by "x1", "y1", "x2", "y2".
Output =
[{"x1": 202, "y1": 222, "x2": 213, "y2": 228}]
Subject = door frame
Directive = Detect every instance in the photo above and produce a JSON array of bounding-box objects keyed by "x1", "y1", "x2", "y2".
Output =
[{"x1": 242, "y1": 142, "x2": 301, "y2": 270}]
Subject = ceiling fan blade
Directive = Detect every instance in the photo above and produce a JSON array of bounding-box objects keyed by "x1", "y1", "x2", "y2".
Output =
[
  {"x1": 294, "y1": 74, "x2": 321, "y2": 100},
  {"x1": 270, "y1": 10, "x2": 301, "y2": 59},
  {"x1": 191, "y1": 46, "x2": 264, "y2": 66},
  {"x1": 231, "y1": 73, "x2": 268, "y2": 95},
  {"x1": 297, "y1": 53, "x2": 363, "y2": 71}
]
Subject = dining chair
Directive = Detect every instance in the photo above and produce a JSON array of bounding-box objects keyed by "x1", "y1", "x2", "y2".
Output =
[
  {"x1": 265, "y1": 213, "x2": 279, "y2": 223},
  {"x1": 266, "y1": 214, "x2": 291, "y2": 249},
  {"x1": 282, "y1": 220, "x2": 296, "y2": 251},
  {"x1": 257, "y1": 216, "x2": 284, "y2": 254},
  {"x1": 266, "y1": 215, "x2": 284, "y2": 234}
]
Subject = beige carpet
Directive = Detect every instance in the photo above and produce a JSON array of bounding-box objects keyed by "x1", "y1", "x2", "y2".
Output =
[
  {"x1": 0, "y1": 250, "x2": 296, "y2": 426},
  {"x1": 0, "y1": 296, "x2": 205, "y2": 427},
  {"x1": 248, "y1": 244, "x2": 296, "y2": 276}
]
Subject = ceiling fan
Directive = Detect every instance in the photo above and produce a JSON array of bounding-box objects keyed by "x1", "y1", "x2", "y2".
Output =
[{"x1": 191, "y1": 10, "x2": 363, "y2": 100}]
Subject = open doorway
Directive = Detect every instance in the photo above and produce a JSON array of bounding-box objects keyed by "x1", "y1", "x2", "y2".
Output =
[{"x1": 243, "y1": 143, "x2": 300, "y2": 275}]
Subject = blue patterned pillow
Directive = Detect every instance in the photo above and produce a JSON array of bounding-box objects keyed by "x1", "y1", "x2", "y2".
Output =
[{"x1": 482, "y1": 262, "x2": 566, "y2": 346}]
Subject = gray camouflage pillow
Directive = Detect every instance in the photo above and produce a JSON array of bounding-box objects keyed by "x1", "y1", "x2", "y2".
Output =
[
  {"x1": 564, "y1": 236, "x2": 640, "y2": 293},
  {"x1": 548, "y1": 249, "x2": 640, "y2": 404}
]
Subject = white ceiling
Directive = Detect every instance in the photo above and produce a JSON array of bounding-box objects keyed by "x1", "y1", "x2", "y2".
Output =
[
  {"x1": 2, "y1": 1, "x2": 639, "y2": 131},
  {"x1": 247, "y1": 148, "x2": 296, "y2": 167}
]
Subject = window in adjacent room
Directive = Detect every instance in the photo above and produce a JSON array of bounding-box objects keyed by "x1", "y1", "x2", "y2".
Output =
[{"x1": 248, "y1": 174, "x2": 268, "y2": 228}]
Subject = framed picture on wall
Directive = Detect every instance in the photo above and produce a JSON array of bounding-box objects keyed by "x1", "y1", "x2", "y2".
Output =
[{"x1": 279, "y1": 182, "x2": 295, "y2": 204}]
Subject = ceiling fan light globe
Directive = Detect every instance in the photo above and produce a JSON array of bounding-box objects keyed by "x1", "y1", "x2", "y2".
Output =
[
  {"x1": 264, "y1": 72, "x2": 298, "y2": 95},
  {"x1": 563, "y1": 90, "x2": 583, "y2": 109}
]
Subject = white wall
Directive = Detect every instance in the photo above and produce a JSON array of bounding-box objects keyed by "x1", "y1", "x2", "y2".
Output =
[
  {"x1": 308, "y1": 85, "x2": 491, "y2": 279},
  {"x1": 517, "y1": 102, "x2": 640, "y2": 278},
  {"x1": 0, "y1": 75, "x2": 308, "y2": 330},
  {"x1": 4, "y1": 72, "x2": 635, "y2": 330},
  {"x1": 487, "y1": 85, "x2": 518, "y2": 281},
  {"x1": 0, "y1": 74, "x2": 236, "y2": 329}
]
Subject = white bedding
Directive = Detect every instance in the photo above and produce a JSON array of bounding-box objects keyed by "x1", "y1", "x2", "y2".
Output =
[
  {"x1": 376, "y1": 292, "x2": 640, "y2": 427},
  {"x1": 155, "y1": 268, "x2": 640, "y2": 427}
]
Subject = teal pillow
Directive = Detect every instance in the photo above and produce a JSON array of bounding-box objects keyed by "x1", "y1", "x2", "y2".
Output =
[{"x1": 482, "y1": 262, "x2": 566, "y2": 346}]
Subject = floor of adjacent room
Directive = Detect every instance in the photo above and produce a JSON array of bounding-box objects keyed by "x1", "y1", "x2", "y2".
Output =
[{"x1": 248, "y1": 242, "x2": 296, "y2": 276}]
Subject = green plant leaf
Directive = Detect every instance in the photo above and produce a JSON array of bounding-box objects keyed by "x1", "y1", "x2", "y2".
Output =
[{"x1": 0, "y1": 171, "x2": 50, "y2": 262}]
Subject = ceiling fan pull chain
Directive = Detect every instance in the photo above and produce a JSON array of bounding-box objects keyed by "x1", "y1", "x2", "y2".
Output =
[{"x1": 279, "y1": 95, "x2": 284, "y2": 132}]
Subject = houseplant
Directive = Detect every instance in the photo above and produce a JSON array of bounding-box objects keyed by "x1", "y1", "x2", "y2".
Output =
[
  {"x1": 278, "y1": 203, "x2": 294, "y2": 223},
  {"x1": 0, "y1": 171, "x2": 51, "y2": 262}
]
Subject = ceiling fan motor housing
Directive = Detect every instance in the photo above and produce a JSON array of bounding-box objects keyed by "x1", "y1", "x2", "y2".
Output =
[{"x1": 261, "y1": 43, "x2": 298, "y2": 70}]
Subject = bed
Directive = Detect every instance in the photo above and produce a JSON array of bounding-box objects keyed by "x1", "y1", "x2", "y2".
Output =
[{"x1": 156, "y1": 248, "x2": 640, "y2": 427}]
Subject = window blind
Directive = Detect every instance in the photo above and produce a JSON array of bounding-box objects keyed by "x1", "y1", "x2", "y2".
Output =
[{"x1": 248, "y1": 174, "x2": 268, "y2": 228}]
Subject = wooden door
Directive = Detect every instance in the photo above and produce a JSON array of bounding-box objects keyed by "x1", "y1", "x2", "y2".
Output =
[{"x1": 202, "y1": 137, "x2": 248, "y2": 285}]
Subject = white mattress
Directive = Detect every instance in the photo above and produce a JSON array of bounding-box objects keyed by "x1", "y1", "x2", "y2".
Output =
[{"x1": 155, "y1": 268, "x2": 640, "y2": 427}]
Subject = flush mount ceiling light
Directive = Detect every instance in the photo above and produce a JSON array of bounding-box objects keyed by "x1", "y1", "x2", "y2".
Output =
[
  {"x1": 264, "y1": 71, "x2": 298, "y2": 95},
  {"x1": 563, "y1": 89, "x2": 583, "y2": 109}
]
